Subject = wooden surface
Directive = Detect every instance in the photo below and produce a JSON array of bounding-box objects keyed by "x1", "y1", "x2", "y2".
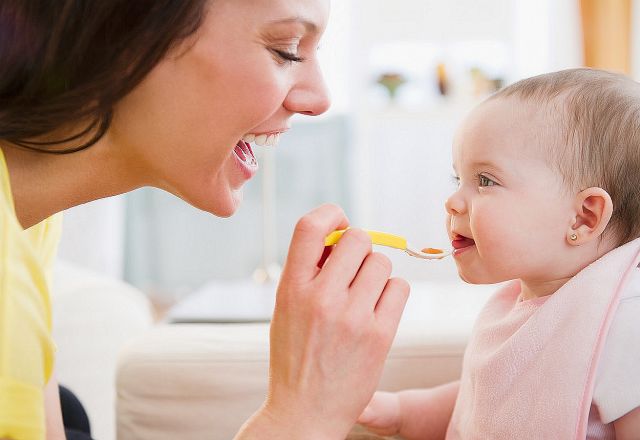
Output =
[{"x1": 580, "y1": 0, "x2": 632, "y2": 73}]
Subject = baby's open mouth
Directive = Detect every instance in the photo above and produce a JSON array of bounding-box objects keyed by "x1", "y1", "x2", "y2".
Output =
[{"x1": 452, "y1": 234, "x2": 475, "y2": 254}]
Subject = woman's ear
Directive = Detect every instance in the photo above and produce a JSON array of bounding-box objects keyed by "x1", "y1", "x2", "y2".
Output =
[{"x1": 567, "y1": 187, "x2": 613, "y2": 245}]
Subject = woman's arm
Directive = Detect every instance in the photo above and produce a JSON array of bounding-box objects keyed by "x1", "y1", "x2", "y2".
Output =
[
  {"x1": 44, "y1": 370, "x2": 66, "y2": 440},
  {"x1": 613, "y1": 406, "x2": 640, "y2": 440},
  {"x1": 235, "y1": 204, "x2": 410, "y2": 439}
]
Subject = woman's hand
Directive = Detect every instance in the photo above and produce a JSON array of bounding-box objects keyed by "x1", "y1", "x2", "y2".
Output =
[{"x1": 236, "y1": 204, "x2": 410, "y2": 440}]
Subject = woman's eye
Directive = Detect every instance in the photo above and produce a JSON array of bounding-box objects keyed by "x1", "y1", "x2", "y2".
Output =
[
  {"x1": 272, "y1": 49, "x2": 305, "y2": 63},
  {"x1": 451, "y1": 174, "x2": 461, "y2": 187},
  {"x1": 478, "y1": 175, "x2": 496, "y2": 187}
]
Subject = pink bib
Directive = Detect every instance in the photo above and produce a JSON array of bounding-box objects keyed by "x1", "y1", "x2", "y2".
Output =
[{"x1": 446, "y1": 238, "x2": 640, "y2": 439}]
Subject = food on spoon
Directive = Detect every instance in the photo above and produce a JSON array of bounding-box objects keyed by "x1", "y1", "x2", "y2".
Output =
[{"x1": 421, "y1": 247, "x2": 444, "y2": 254}]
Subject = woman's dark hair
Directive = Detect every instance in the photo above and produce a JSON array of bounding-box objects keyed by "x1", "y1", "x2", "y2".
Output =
[{"x1": 0, "y1": 0, "x2": 208, "y2": 154}]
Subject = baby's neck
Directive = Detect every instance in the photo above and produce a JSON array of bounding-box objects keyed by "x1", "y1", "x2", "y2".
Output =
[
  {"x1": 519, "y1": 239, "x2": 619, "y2": 301},
  {"x1": 519, "y1": 278, "x2": 572, "y2": 301}
]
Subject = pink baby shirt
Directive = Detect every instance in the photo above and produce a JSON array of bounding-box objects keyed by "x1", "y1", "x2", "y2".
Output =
[{"x1": 446, "y1": 238, "x2": 640, "y2": 439}]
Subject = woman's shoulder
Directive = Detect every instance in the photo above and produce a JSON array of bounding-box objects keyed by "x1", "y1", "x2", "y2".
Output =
[
  {"x1": 0, "y1": 147, "x2": 15, "y2": 215},
  {"x1": 0, "y1": 147, "x2": 62, "y2": 260}
]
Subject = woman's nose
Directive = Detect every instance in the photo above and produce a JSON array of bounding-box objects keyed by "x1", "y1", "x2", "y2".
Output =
[
  {"x1": 284, "y1": 61, "x2": 331, "y2": 116},
  {"x1": 445, "y1": 190, "x2": 467, "y2": 216}
]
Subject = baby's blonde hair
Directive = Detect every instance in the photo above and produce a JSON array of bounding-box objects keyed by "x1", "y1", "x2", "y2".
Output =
[{"x1": 490, "y1": 68, "x2": 640, "y2": 246}]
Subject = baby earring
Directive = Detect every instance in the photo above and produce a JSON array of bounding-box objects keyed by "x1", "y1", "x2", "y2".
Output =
[{"x1": 570, "y1": 233, "x2": 578, "y2": 241}]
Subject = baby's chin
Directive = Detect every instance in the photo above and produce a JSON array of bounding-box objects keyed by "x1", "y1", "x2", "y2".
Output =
[{"x1": 456, "y1": 266, "x2": 508, "y2": 285}]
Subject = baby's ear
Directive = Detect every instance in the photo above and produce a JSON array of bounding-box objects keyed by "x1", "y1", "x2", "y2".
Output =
[{"x1": 567, "y1": 187, "x2": 613, "y2": 245}]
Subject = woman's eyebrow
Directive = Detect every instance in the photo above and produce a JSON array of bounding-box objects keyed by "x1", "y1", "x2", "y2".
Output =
[{"x1": 268, "y1": 16, "x2": 318, "y2": 33}]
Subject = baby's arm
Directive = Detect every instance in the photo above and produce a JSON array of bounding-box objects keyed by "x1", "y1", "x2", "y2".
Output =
[
  {"x1": 358, "y1": 380, "x2": 459, "y2": 440},
  {"x1": 613, "y1": 406, "x2": 640, "y2": 439}
]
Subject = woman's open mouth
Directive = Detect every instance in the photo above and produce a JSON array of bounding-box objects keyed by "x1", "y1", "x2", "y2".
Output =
[
  {"x1": 233, "y1": 131, "x2": 285, "y2": 179},
  {"x1": 233, "y1": 140, "x2": 258, "y2": 179},
  {"x1": 451, "y1": 234, "x2": 476, "y2": 256},
  {"x1": 234, "y1": 140, "x2": 256, "y2": 165},
  {"x1": 242, "y1": 132, "x2": 282, "y2": 147}
]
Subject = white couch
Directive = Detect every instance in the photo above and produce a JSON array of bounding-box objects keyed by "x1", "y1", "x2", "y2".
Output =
[
  {"x1": 51, "y1": 261, "x2": 154, "y2": 440},
  {"x1": 116, "y1": 282, "x2": 495, "y2": 439},
  {"x1": 50, "y1": 259, "x2": 496, "y2": 439}
]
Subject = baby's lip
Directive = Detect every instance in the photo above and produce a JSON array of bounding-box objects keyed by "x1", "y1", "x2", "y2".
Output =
[{"x1": 451, "y1": 233, "x2": 475, "y2": 249}]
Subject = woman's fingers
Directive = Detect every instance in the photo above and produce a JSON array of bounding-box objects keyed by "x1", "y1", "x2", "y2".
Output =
[
  {"x1": 283, "y1": 204, "x2": 349, "y2": 283},
  {"x1": 319, "y1": 228, "x2": 373, "y2": 290},
  {"x1": 348, "y1": 251, "x2": 392, "y2": 311},
  {"x1": 374, "y1": 277, "x2": 410, "y2": 335}
]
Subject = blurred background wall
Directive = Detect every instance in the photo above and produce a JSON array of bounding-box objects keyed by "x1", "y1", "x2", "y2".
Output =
[{"x1": 57, "y1": 0, "x2": 640, "y2": 304}]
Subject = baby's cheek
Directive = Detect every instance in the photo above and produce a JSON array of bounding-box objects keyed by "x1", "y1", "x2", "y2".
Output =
[
  {"x1": 473, "y1": 216, "x2": 522, "y2": 276},
  {"x1": 472, "y1": 214, "x2": 503, "y2": 251}
]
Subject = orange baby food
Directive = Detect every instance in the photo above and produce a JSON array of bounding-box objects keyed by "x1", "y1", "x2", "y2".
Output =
[{"x1": 421, "y1": 247, "x2": 444, "y2": 254}]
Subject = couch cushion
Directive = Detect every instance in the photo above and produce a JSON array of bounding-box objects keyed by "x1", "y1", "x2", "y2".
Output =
[{"x1": 52, "y1": 260, "x2": 153, "y2": 440}]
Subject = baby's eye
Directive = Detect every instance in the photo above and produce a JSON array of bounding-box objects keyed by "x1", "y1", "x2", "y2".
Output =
[
  {"x1": 451, "y1": 174, "x2": 460, "y2": 187},
  {"x1": 478, "y1": 174, "x2": 496, "y2": 187}
]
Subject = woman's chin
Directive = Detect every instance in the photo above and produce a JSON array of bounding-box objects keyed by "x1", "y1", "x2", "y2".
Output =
[
  {"x1": 168, "y1": 160, "x2": 249, "y2": 217},
  {"x1": 181, "y1": 185, "x2": 244, "y2": 218},
  {"x1": 207, "y1": 187, "x2": 244, "y2": 218}
]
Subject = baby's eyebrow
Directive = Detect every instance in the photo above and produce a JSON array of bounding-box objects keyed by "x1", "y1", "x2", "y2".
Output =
[
  {"x1": 452, "y1": 161, "x2": 503, "y2": 176},
  {"x1": 470, "y1": 160, "x2": 498, "y2": 169}
]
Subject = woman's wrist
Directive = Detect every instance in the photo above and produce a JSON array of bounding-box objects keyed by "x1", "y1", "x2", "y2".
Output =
[{"x1": 234, "y1": 403, "x2": 347, "y2": 440}]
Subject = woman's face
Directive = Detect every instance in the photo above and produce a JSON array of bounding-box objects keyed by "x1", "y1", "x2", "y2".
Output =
[{"x1": 109, "y1": 0, "x2": 331, "y2": 216}]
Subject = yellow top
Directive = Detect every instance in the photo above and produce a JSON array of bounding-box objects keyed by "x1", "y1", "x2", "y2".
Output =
[{"x1": 0, "y1": 148, "x2": 62, "y2": 440}]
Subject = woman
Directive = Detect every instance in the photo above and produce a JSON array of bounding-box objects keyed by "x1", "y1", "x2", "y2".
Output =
[{"x1": 0, "y1": 1, "x2": 410, "y2": 439}]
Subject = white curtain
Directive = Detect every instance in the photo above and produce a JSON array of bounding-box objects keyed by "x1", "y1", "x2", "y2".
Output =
[
  {"x1": 512, "y1": 0, "x2": 583, "y2": 80},
  {"x1": 57, "y1": 196, "x2": 126, "y2": 279}
]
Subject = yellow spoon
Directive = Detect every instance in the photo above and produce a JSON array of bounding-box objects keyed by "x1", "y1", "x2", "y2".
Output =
[{"x1": 324, "y1": 229, "x2": 450, "y2": 260}]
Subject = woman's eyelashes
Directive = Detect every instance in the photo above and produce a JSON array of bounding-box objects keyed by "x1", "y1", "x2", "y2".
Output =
[{"x1": 271, "y1": 48, "x2": 305, "y2": 64}]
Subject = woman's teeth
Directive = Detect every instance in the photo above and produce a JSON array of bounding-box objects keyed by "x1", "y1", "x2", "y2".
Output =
[{"x1": 242, "y1": 133, "x2": 280, "y2": 147}]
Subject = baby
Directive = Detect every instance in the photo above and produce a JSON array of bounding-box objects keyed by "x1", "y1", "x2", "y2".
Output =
[{"x1": 358, "y1": 68, "x2": 640, "y2": 439}]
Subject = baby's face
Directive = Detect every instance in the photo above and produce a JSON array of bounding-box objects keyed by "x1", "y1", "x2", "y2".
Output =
[{"x1": 445, "y1": 97, "x2": 575, "y2": 285}]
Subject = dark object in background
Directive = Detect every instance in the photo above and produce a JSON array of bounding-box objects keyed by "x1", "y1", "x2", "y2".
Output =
[
  {"x1": 59, "y1": 385, "x2": 93, "y2": 440},
  {"x1": 436, "y1": 63, "x2": 448, "y2": 96}
]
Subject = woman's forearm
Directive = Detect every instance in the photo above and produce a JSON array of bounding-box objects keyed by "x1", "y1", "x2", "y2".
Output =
[
  {"x1": 44, "y1": 371, "x2": 66, "y2": 440},
  {"x1": 397, "y1": 380, "x2": 460, "y2": 440}
]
